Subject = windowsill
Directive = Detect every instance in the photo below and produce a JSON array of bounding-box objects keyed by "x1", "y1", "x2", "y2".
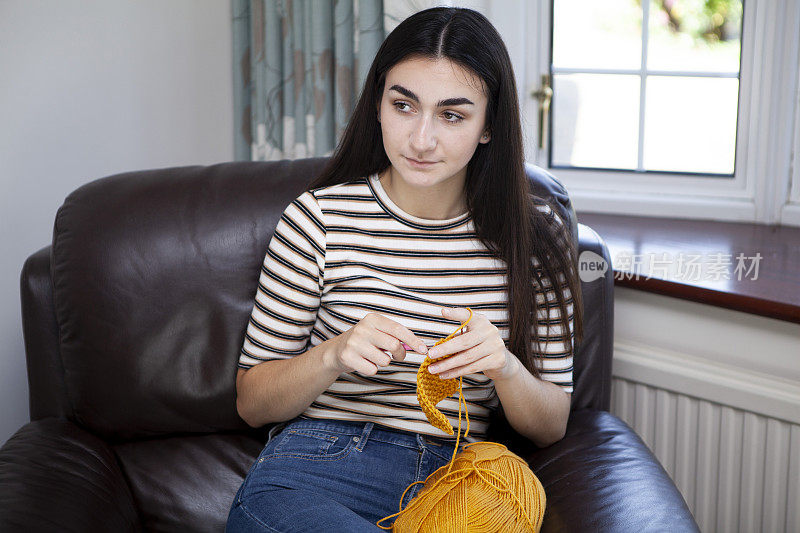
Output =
[{"x1": 577, "y1": 212, "x2": 800, "y2": 325}]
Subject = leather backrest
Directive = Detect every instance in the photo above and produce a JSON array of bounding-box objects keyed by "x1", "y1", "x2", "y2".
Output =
[
  {"x1": 524, "y1": 163, "x2": 614, "y2": 411},
  {"x1": 50, "y1": 159, "x2": 322, "y2": 440},
  {"x1": 33, "y1": 157, "x2": 609, "y2": 440}
]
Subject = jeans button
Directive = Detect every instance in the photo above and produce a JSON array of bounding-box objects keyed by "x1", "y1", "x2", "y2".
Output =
[{"x1": 353, "y1": 436, "x2": 359, "y2": 442}]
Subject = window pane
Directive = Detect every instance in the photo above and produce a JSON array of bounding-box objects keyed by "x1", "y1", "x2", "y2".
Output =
[
  {"x1": 647, "y1": 0, "x2": 743, "y2": 72},
  {"x1": 552, "y1": 0, "x2": 642, "y2": 70},
  {"x1": 643, "y1": 76, "x2": 739, "y2": 174},
  {"x1": 552, "y1": 73, "x2": 640, "y2": 169}
]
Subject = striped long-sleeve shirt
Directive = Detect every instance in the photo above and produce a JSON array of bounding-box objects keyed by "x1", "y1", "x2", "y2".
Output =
[{"x1": 239, "y1": 172, "x2": 575, "y2": 443}]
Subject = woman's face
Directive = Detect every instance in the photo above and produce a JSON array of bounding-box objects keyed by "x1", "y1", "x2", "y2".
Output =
[{"x1": 377, "y1": 56, "x2": 491, "y2": 192}]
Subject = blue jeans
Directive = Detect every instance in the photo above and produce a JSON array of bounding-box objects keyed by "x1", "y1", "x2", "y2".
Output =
[{"x1": 225, "y1": 417, "x2": 461, "y2": 532}]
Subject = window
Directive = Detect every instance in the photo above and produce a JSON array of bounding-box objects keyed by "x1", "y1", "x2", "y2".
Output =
[
  {"x1": 513, "y1": 0, "x2": 799, "y2": 225},
  {"x1": 550, "y1": 0, "x2": 743, "y2": 176}
]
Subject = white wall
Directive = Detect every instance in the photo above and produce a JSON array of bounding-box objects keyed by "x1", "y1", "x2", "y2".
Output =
[{"x1": 0, "y1": 0, "x2": 234, "y2": 445}]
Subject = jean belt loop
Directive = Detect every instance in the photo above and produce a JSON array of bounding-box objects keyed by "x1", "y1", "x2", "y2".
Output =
[{"x1": 354, "y1": 422, "x2": 373, "y2": 452}]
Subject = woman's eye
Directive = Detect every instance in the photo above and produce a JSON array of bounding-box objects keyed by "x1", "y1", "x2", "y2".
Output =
[{"x1": 443, "y1": 111, "x2": 464, "y2": 123}]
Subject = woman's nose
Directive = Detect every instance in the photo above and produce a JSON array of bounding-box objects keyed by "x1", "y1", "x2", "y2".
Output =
[{"x1": 410, "y1": 115, "x2": 437, "y2": 152}]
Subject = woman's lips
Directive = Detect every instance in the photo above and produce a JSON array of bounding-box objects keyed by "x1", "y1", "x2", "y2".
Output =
[{"x1": 405, "y1": 156, "x2": 438, "y2": 168}]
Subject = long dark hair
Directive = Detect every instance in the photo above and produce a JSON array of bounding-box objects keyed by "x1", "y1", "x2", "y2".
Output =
[{"x1": 307, "y1": 7, "x2": 583, "y2": 381}]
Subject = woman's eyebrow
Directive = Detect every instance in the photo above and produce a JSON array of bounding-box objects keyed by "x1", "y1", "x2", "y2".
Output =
[{"x1": 389, "y1": 84, "x2": 474, "y2": 107}]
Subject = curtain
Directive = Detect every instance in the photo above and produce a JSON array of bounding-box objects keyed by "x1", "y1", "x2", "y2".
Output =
[{"x1": 232, "y1": 0, "x2": 386, "y2": 161}]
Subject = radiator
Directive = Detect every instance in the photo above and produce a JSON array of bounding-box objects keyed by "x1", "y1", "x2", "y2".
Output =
[{"x1": 611, "y1": 377, "x2": 800, "y2": 532}]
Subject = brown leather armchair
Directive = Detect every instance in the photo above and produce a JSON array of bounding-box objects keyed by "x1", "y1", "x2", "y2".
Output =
[{"x1": 0, "y1": 157, "x2": 699, "y2": 532}]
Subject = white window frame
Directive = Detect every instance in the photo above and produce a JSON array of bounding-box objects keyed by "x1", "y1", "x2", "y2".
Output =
[
  {"x1": 483, "y1": 0, "x2": 800, "y2": 226},
  {"x1": 782, "y1": 60, "x2": 800, "y2": 226}
]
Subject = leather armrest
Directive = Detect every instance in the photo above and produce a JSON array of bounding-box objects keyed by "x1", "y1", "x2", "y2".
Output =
[
  {"x1": 21, "y1": 245, "x2": 71, "y2": 420},
  {"x1": 527, "y1": 409, "x2": 699, "y2": 532},
  {"x1": 0, "y1": 417, "x2": 140, "y2": 532}
]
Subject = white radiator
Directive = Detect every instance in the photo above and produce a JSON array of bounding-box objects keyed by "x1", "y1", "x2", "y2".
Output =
[{"x1": 609, "y1": 343, "x2": 800, "y2": 533}]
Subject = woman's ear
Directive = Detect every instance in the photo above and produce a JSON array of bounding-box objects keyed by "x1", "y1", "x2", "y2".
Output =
[{"x1": 480, "y1": 130, "x2": 490, "y2": 143}]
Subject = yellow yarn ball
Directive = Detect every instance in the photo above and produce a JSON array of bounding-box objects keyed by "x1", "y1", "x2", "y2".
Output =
[{"x1": 378, "y1": 441, "x2": 546, "y2": 532}]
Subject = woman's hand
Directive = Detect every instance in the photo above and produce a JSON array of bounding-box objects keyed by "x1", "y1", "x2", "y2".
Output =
[
  {"x1": 325, "y1": 313, "x2": 429, "y2": 376},
  {"x1": 426, "y1": 307, "x2": 520, "y2": 382}
]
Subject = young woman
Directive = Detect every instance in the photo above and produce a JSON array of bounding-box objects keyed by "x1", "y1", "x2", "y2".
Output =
[{"x1": 227, "y1": 6, "x2": 583, "y2": 532}]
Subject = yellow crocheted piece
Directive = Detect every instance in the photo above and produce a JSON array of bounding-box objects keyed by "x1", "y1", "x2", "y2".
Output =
[{"x1": 415, "y1": 307, "x2": 473, "y2": 436}]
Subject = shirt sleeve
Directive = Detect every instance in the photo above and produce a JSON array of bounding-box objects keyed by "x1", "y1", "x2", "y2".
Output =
[
  {"x1": 238, "y1": 190, "x2": 327, "y2": 370},
  {"x1": 531, "y1": 203, "x2": 575, "y2": 393}
]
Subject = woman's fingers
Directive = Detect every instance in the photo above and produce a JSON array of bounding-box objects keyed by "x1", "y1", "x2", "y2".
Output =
[
  {"x1": 427, "y1": 329, "x2": 479, "y2": 359},
  {"x1": 369, "y1": 313, "x2": 428, "y2": 355},
  {"x1": 359, "y1": 345, "x2": 393, "y2": 374},
  {"x1": 370, "y1": 329, "x2": 407, "y2": 362},
  {"x1": 429, "y1": 343, "x2": 482, "y2": 373}
]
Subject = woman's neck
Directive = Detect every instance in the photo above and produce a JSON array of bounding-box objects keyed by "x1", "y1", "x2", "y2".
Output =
[{"x1": 378, "y1": 167, "x2": 468, "y2": 220}]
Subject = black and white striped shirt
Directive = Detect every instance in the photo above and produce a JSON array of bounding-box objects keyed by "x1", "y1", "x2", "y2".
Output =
[{"x1": 239, "y1": 172, "x2": 574, "y2": 442}]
